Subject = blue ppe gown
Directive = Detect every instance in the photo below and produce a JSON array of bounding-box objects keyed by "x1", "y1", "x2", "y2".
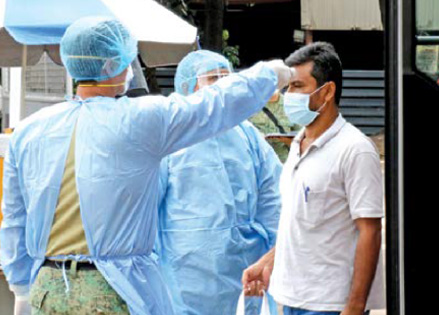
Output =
[
  {"x1": 0, "y1": 63, "x2": 277, "y2": 315},
  {"x1": 156, "y1": 120, "x2": 282, "y2": 315}
]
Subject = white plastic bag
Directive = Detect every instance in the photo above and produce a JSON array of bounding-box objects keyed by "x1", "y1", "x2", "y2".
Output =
[
  {"x1": 14, "y1": 297, "x2": 31, "y2": 315},
  {"x1": 236, "y1": 290, "x2": 271, "y2": 315}
]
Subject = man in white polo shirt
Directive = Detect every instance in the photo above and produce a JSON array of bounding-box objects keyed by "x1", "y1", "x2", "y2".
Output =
[{"x1": 242, "y1": 42, "x2": 385, "y2": 315}]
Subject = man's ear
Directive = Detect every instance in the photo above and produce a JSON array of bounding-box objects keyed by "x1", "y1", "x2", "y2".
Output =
[{"x1": 324, "y1": 81, "x2": 337, "y2": 103}]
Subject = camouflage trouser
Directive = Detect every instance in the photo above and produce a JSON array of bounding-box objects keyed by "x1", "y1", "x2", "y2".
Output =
[{"x1": 30, "y1": 264, "x2": 129, "y2": 314}]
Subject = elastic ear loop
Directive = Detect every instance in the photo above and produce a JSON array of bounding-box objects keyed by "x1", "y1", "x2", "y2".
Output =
[{"x1": 67, "y1": 55, "x2": 123, "y2": 85}]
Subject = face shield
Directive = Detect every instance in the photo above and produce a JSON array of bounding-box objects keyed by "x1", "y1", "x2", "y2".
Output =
[
  {"x1": 174, "y1": 50, "x2": 233, "y2": 95},
  {"x1": 195, "y1": 68, "x2": 231, "y2": 89}
]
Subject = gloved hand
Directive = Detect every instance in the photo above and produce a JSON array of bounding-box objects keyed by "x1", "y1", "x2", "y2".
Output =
[
  {"x1": 265, "y1": 60, "x2": 295, "y2": 89},
  {"x1": 14, "y1": 296, "x2": 31, "y2": 315}
]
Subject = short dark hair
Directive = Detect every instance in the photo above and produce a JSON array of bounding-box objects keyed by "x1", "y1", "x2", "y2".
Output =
[{"x1": 285, "y1": 42, "x2": 343, "y2": 105}]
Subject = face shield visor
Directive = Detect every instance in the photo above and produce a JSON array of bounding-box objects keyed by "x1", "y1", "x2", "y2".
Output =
[
  {"x1": 195, "y1": 68, "x2": 232, "y2": 89},
  {"x1": 174, "y1": 50, "x2": 233, "y2": 95}
]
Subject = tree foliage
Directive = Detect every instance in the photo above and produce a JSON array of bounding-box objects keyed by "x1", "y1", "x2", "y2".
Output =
[{"x1": 222, "y1": 30, "x2": 240, "y2": 67}]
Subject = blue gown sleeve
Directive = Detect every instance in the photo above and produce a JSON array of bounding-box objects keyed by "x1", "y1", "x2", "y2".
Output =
[
  {"x1": 154, "y1": 157, "x2": 169, "y2": 258},
  {"x1": 246, "y1": 123, "x2": 282, "y2": 248},
  {"x1": 0, "y1": 138, "x2": 34, "y2": 294},
  {"x1": 133, "y1": 62, "x2": 277, "y2": 157},
  {"x1": 158, "y1": 157, "x2": 169, "y2": 206}
]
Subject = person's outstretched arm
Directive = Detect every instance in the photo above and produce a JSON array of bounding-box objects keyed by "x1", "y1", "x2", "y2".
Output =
[{"x1": 133, "y1": 61, "x2": 293, "y2": 157}]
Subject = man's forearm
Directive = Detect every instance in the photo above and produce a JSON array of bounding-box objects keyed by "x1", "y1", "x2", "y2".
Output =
[
  {"x1": 242, "y1": 246, "x2": 276, "y2": 295},
  {"x1": 258, "y1": 247, "x2": 275, "y2": 269},
  {"x1": 345, "y1": 220, "x2": 382, "y2": 312}
]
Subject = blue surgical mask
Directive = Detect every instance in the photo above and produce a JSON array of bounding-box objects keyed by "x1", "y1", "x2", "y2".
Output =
[{"x1": 283, "y1": 84, "x2": 328, "y2": 126}]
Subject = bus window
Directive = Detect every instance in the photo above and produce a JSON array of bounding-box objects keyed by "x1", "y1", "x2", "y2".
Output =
[{"x1": 415, "y1": 0, "x2": 439, "y2": 84}]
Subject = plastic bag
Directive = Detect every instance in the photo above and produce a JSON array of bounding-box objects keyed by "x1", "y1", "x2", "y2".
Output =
[{"x1": 236, "y1": 290, "x2": 271, "y2": 315}]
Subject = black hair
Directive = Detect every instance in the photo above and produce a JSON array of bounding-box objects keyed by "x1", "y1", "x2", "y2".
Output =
[{"x1": 285, "y1": 42, "x2": 343, "y2": 105}]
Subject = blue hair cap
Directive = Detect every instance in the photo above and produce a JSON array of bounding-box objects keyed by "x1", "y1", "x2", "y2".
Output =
[
  {"x1": 60, "y1": 16, "x2": 138, "y2": 82},
  {"x1": 174, "y1": 50, "x2": 232, "y2": 95}
]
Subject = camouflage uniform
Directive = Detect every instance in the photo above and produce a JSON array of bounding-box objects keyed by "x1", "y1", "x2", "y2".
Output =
[
  {"x1": 30, "y1": 265, "x2": 129, "y2": 314},
  {"x1": 249, "y1": 94, "x2": 299, "y2": 163}
]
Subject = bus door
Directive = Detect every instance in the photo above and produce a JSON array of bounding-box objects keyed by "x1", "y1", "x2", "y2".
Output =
[{"x1": 386, "y1": 0, "x2": 439, "y2": 314}]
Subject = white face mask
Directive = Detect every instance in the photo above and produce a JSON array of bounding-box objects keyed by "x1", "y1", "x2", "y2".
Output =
[
  {"x1": 120, "y1": 65, "x2": 134, "y2": 95},
  {"x1": 283, "y1": 84, "x2": 328, "y2": 126}
]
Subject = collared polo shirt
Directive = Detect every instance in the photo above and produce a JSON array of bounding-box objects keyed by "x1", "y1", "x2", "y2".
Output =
[{"x1": 269, "y1": 114, "x2": 385, "y2": 311}]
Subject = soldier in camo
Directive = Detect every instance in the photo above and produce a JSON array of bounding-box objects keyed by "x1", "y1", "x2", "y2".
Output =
[
  {"x1": 30, "y1": 265, "x2": 128, "y2": 314},
  {"x1": 249, "y1": 93, "x2": 300, "y2": 163}
]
